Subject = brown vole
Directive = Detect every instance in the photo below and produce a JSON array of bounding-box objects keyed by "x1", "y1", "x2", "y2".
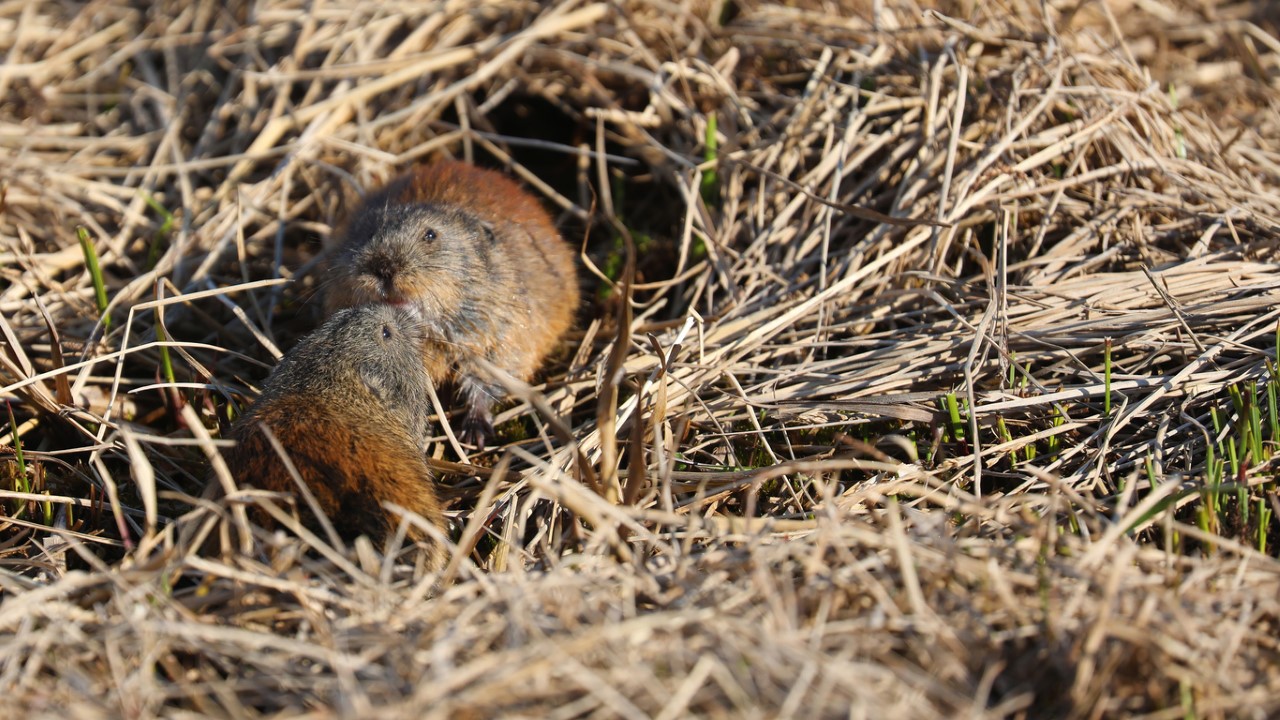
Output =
[
  {"x1": 322, "y1": 160, "x2": 579, "y2": 449},
  {"x1": 220, "y1": 304, "x2": 445, "y2": 565}
]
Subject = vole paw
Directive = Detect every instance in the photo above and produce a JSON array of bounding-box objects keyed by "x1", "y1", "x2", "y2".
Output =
[{"x1": 459, "y1": 408, "x2": 494, "y2": 451}]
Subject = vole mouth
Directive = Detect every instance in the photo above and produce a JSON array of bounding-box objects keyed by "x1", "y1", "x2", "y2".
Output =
[
  {"x1": 377, "y1": 289, "x2": 410, "y2": 307},
  {"x1": 386, "y1": 299, "x2": 423, "y2": 324}
]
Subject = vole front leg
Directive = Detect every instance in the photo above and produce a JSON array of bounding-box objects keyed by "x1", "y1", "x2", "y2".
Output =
[{"x1": 458, "y1": 374, "x2": 498, "y2": 450}]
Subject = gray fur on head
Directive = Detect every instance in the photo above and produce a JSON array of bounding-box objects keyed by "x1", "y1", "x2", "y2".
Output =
[
  {"x1": 340, "y1": 203, "x2": 493, "y2": 287},
  {"x1": 250, "y1": 304, "x2": 432, "y2": 440},
  {"x1": 328, "y1": 202, "x2": 506, "y2": 339}
]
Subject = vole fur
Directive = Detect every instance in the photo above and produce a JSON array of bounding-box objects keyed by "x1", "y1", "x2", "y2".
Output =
[{"x1": 322, "y1": 160, "x2": 578, "y2": 448}]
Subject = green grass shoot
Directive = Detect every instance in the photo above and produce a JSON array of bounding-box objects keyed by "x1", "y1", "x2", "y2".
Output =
[
  {"x1": 1257, "y1": 498, "x2": 1271, "y2": 554},
  {"x1": 6, "y1": 402, "x2": 28, "y2": 519},
  {"x1": 76, "y1": 226, "x2": 111, "y2": 331},
  {"x1": 155, "y1": 320, "x2": 177, "y2": 390},
  {"x1": 1268, "y1": 362, "x2": 1280, "y2": 447},
  {"x1": 941, "y1": 393, "x2": 964, "y2": 443},
  {"x1": 1046, "y1": 407, "x2": 1063, "y2": 457},
  {"x1": 700, "y1": 111, "x2": 720, "y2": 208},
  {"x1": 141, "y1": 191, "x2": 175, "y2": 271}
]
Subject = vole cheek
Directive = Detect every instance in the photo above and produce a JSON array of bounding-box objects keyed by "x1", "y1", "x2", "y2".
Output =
[{"x1": 359, "y1": 274, "x2": 384, "y2": 298}]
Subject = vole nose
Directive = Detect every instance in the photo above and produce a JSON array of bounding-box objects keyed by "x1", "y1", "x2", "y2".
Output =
[{"x1": 366, "y1": 255, "x2": 396, "y2": 292}]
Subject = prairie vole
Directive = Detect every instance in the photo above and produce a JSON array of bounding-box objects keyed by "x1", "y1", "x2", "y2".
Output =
[
  {"x1": 221, "y1": 304, "x2": 445, "y2": 565},
  {"x1": 323, "y1": 161, "x2": 579, "y2": 449}
]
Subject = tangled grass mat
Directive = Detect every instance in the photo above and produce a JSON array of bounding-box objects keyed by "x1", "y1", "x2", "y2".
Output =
[{"x1": 2, "y1": 1, "x2": 1280, "y2": 717}]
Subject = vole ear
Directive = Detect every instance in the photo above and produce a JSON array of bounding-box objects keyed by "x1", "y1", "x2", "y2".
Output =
[
  {"x1": 359, "y1": 354, "x2": 415, "y2": 408},
  {"x1": 358, "y1": 351, "x2": 396, "y2": 405},
  {"x1": 360, "y1": 370, "x2": 389, "y2": 404},
  {"x1": 480, "y1": 220, "x2": 498, "y2": 244}
]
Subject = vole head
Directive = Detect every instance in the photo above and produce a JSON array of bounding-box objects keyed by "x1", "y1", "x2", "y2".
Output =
[
  {"x1": 259, "y1": 304, "x2": 433, "y2": 439},
  {"x1": 327, "y1": 202, "x2": 496, "y2": 322}
]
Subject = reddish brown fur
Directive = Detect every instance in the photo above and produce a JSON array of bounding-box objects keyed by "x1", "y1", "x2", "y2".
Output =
[
  {"x1": 389, "y1": 162, "x2": 562, "y2": 241},
  {"x1": 214, "y1": 305, "x2": 447, "y2": 567},
  {"x1": 227, "y1": 400, "x2": 446, "y2": 567}
]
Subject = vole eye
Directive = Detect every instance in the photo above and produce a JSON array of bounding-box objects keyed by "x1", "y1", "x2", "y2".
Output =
[
  {"x1": 424, "y1": 228, "x2": 437, "y2": 242},
  {"x1": 381, "y1": 324, "x2": 393, "y2": 340}
]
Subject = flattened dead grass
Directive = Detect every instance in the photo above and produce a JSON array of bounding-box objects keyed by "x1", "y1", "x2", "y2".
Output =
[{"x1": 2, "y1": 0, "x2": 1280, "y2": 717}]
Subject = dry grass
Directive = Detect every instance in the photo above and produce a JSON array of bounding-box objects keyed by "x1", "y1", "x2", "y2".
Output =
[{"x1": 3, "y1": 0, "x2": 1280, "y2": 717}]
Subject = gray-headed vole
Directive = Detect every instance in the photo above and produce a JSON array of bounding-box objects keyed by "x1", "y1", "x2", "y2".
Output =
[
  {"x1": 322, "y1": 160, "x2": 579, "y2": 449},
  {"x1": 220, "y1": 303, "x2": 445, "y2": 565}
]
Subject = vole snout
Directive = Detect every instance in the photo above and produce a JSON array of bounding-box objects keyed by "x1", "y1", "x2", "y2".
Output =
[
  {"x1": 366, "y1": 253, "x2": 398, "y2": 292},
  {"x1": 337, "y1": 259, "x2": 423, "y2": 318}
]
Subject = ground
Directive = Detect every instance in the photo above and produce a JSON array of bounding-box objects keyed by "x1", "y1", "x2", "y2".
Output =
[{"x1": 2, "y1": 1, "x2": 1280, "y2": 717}]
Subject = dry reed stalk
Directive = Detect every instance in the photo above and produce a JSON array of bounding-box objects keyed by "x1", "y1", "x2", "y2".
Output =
[{"x1": 1, "y1": 0, "x2": 1279, "y2": 717}]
